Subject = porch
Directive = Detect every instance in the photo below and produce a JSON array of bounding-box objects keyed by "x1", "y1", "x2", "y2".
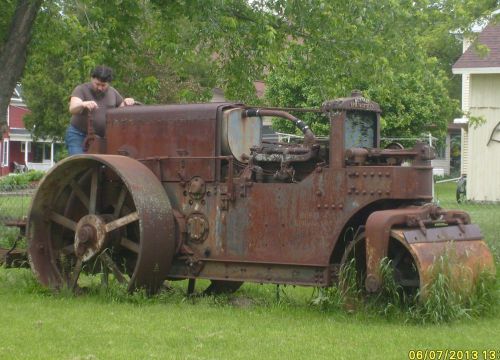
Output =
[{"x1": 1, "y1": 129, "x2": 63, "y2": 176}]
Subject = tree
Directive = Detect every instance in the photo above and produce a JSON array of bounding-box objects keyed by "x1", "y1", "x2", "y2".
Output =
[
  {"x1": 22, "y1": 0, "x2": 287, "y2": 138},
  {"x1": 0, "y1": 0, "x2": 42, "y2": 132},
  {"x1": 264, "y1": 0, "x2": 499, "y2": 138},
  {"x1": 13, "y1": 0, "x2": 500, "y2": 140}
]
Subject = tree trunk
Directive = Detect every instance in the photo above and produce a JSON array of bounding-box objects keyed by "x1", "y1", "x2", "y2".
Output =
[{"x1": 0, "y1": 0, "x2": 43, "y2": 133}]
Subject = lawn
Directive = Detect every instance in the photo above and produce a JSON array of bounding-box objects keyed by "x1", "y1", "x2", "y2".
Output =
[
  {"x1": 0, "y1": 269, "x2": 499, "y2": 360},
  {"x1": 0, "y1": 182, "x2": 499, "y2": 359},
  {"x1": 434, "y1": 181, "x2": 500, "y2": 260}
]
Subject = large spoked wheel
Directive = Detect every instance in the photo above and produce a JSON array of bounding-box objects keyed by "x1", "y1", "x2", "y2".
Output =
[
  {"x1": 340, "y1": 230, "x2": 420, "y2": 295},
  {"x1": 27, "y1": 155, "x2": 175, "y2": 294}
]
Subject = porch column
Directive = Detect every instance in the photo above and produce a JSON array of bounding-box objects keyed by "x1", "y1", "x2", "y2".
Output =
[
  {"x1": 50, "y1": 142, "x2": 54, "y2": 167},
  {"x1": 24, "y1": 141, "x2": 29, "y2": 166}
]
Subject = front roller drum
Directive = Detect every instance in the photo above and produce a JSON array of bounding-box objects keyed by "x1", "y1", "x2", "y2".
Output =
[
  {"x1": 364, "y1": 206, "x2": 495, "y2": 296},
  {"x1": 27, "y1": 154, "x2": 176, "y2": 294},
  {"x1": 341, "y1": 225, "x2": 495, "y2": 297},
  {"x1": 391, "y1": 226, "x2": 495, "y2": 296}
]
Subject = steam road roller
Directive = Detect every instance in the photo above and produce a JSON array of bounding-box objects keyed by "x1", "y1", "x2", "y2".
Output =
[{"x1": 27, "y1": 91, "x2": 495, "y2": 296}]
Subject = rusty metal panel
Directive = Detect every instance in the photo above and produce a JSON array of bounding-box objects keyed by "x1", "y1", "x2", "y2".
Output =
[
  {"x1": 168, "y1": 259, "x2": 330, "y2": 287},
  {"x1": 176, "y1": 163, "x2": 438, "y2": 274},
  {"x1": 402, "y1": 224, "x2": 482, "y2": 244},
  {"x1": 105, "y1": 104, "x2": 234, "y2": 181},
  {"x1": 408, "y1": 240, "x2": 495, "y2": 296}
]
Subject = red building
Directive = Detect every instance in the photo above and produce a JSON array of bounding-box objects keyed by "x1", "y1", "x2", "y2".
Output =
[{"x1": 1, "y1": 85, "x2": 60, "y2": 176}]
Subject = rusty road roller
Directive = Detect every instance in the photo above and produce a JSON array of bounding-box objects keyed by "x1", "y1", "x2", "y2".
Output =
[{"x1": 26, "y1": 91, "x2": 495, "y2": 296}]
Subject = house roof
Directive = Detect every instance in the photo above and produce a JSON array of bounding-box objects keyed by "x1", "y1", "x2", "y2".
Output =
[
  {"x1": 452, "y1": 23, "x2": 500, "y2": 74},
  {"x1": 10, "y1": 84, "x2": 25, "y2": 105}
]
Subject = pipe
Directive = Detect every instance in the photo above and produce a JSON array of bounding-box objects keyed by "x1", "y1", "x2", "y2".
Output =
[{"x1": 243, "y1": 109, "x2": 317, "y2": 146}]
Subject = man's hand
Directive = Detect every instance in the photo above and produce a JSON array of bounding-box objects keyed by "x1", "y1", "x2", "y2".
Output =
[
  {"x1": 69, "y1": 97, "x2": 98, "y2": 114},
  {"x1": 82, "y1": 101, "x2": 98, "y2": 110},
  {"x1": 122, "y1": 98, "x2": 135, "y2": 106}
]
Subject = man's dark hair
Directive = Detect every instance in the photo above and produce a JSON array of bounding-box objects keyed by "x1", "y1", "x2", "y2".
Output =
[{"x1": 91, "y1": 65, "x2": 113, "y2": 82}]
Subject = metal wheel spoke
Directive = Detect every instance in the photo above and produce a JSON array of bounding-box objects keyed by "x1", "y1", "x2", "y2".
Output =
[
  {"x1": 105, "y1": 212, "x2": 139, "y2": 233},
  {"x1": 100, "y1": 252, "x2": 127, "y2": 284},
  {"x1": 89, "y1": 168, "x2": 98, "y2": 215},
  {"x1": 113, "y1": 186, "x2": 127, "y2": 218},
  {"x1": 69, "y1": 258, "x2": 83, "y2": 290},
  {"x1": 70, "y1": 179, "x2": 90, "y2": 210},
  {"x1": 120, "y1": 236, "x2": 140, "y2": 253},
  {"x1": 50, "y1": 211, "x2": 77, "y2": 231}
]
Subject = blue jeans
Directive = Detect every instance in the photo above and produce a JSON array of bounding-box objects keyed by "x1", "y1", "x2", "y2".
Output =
[{"x1": 65, "y1": 125, "x2": 86, "y2": 155}]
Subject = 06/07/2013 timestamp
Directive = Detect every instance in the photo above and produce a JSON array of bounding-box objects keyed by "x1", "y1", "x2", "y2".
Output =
[{"x1": 408, "y1": 350, "x2": 500, "y2": 360}]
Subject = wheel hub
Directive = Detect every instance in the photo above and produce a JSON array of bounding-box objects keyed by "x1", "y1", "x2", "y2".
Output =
[{"x1": 74, "y1": 214, "x2": 108, "y2": 262}]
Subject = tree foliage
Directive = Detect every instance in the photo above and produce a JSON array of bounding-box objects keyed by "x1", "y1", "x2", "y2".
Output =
[
  {"x1": 265, "y1": 0, "x2": 499, "y2": 137},
  {"x1": 1, "y1": 0, "x2": 498, "y2": 139}
]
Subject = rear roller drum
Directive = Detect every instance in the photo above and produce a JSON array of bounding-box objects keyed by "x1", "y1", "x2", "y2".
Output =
[{"x1": 27, "y1": 155, "x2": 175, "y2": 294}]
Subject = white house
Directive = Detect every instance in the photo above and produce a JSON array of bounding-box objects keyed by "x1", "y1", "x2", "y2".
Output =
[{"x1": 452, "y1": 23, "x2": 500, "y2": 202}]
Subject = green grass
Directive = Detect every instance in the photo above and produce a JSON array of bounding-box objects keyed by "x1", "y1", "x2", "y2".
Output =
[
  {"x1": 0, "y1": 268, "x2": 499, "y2": 360},
  {"x1": 0, "y1": 195, "x2": 31, "y2": 220},
  {"x1": 434, "y1": 181, "x2": 500, "y2": 261}
]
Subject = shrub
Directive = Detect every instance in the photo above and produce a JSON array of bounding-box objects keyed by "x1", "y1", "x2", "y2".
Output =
[{"x1": 0, "y1": 170, "x2": 45, "y2": 191}]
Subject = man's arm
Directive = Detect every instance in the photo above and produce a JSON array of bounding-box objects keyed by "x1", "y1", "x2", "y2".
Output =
[{"x1": 69, "y1": 96, "x2": 98, "y2": 114}]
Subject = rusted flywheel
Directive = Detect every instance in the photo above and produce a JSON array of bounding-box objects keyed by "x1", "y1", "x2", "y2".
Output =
[{"x1": 27, "y1": 154, "x2": 175, "y2": 294}]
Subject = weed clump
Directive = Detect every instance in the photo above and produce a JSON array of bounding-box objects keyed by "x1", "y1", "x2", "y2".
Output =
[
  {"x1": 310, "y1": 255, "x2": 498, "y2": 324},
  {"x1": 407, "y1": 255, "x2": 498, "y2": 324},
  {"x1": 310, "y1": 258, "x2": 362, "y2": 312}
]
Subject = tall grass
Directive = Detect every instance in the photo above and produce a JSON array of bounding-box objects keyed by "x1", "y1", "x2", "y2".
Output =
[{"x1": 311, "y1": 254, "x2": 499, "y2": 324}]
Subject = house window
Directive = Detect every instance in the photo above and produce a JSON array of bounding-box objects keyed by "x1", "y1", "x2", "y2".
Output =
[
  {"x1": 33, "y1": 142, "x2": 52, "y2": 162},
  {"x1": 21, "y1": 142, "x2": 31, "y2": 153},
  {"x1": 2, "y1": 140, "x2": 9, "y2": 167}
]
